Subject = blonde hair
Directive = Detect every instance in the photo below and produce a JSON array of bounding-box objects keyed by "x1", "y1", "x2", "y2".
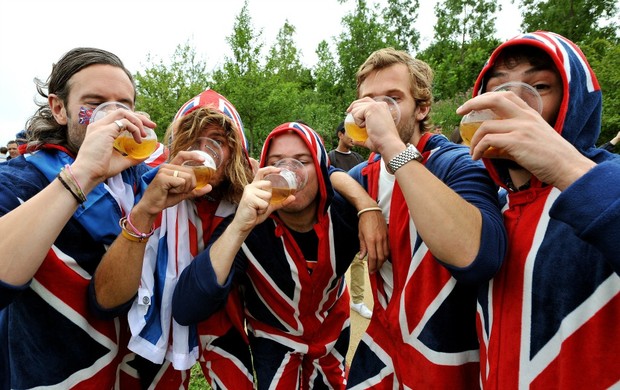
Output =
[
  {"x1": 164, "y1": 107, "x2": 253, "y2": 203},
  {"x1": 356, "y1": 47, "x2": 434, "y2": 133}
]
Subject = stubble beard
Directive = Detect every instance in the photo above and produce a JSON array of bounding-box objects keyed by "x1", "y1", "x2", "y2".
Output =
[
  {"x1": 65, "y1": 111, "x2": 86, "y2": 154},
  {"x1": 398, "y1": 115, "x2": 417, "y2": 144}
]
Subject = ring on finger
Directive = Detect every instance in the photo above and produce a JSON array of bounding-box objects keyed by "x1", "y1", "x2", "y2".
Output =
[
  {"x1": 114, "y1": 119, "x2": 125, "y2": 131},
  {"x1": 173, "y1": 170, "x2": 179, "y2": 178}
]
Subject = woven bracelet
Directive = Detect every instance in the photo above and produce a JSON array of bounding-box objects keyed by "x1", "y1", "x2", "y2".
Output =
[
  {"x1": 63, "y1": 164, "x2": 86, "y2": 202},
  {"x1": 57, "y1": 172, "x2": 85, "y2": 205}
]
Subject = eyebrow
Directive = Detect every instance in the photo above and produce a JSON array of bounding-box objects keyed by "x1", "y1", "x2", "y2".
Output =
[
  {"x1": 81, "y1": 94, "x2": 134, "y2": 107},
  {"x1": 268, "y1": 153, "x2": 312, "y2": 160},
  {"x1": 488, "y1": 64, "x2": 548, "y2": 79}
]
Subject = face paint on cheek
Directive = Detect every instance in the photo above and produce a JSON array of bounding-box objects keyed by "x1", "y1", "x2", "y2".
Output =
[{"x1": 78, "y1": 106, "x2": 94, "y2": 125}]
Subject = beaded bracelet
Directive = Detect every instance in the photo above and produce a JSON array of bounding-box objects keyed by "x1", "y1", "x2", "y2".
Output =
[
  {"x1": 357, "y1": 206, "x2": 383, "y2": 217},
  {"x1": 119, "y1": 215, "x2": 155, "y2": 243}
]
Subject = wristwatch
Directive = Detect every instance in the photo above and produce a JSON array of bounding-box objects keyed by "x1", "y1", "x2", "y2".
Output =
[{"x1": 387, "y1": 144, "x2": 423, "y2": 174}]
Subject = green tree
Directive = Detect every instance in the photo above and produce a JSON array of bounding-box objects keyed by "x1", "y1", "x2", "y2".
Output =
[
  {"x1": 383, "y1": 0, "x2": 421, "y2": 53},
  {"x1": 134, "y1": 42, "x2": 211, "y2": 139},
  {"x1": 211, "y1": 0, "x2": 267, "y2": 157},
  {"x1": 313, "y1": 40, "x2": 350, "y2": 146},
  {"x1": 581, "y1": 39, "x2": 620, "y2": 145},
  {"x1": 419, "y1": 0, "x2": 500, "y2": 107},
  {"x1": 336, "y1": 0, "x2": 389, "y2": 100},
  {"x1": 518, "y1": 0, "x2": 619, "y2": 45}
]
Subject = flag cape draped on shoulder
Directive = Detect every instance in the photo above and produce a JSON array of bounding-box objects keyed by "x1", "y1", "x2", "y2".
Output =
[
  {"x1": 1, "y1": 147, "x2": 143, "y2": 389},
  {"x1": 27, "y1": 148, "x2": 137, "y2": 243},
  {"x1": 127, "y1": 172, "x2": 238, "y2": 370}
]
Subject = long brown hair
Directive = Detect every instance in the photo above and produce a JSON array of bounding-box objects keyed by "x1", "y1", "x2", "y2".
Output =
[{"x1": 164, "y1": 107, "x2": 253, "y2": 203}]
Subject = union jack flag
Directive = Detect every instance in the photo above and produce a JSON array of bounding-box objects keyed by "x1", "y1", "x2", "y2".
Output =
[{"x1": 174, "y1": 88, "x2": 248, "y2": 157}]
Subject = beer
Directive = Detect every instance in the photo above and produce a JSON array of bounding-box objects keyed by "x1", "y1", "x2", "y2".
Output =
[
  {"x1": 459, "y1": 120, "x2": 510, "y2": 158},
  {"x1": 114, "y1": 136, "x2": 158, "y2": 159},
  {"x1": 344, "y1": 120, "x2": 368, "y2": 143},
  {"x1": 270, "y1": 186, "x2": 296, "y2": 204},
  {"x1": 458, "y1": 121, "x2": 482, "y2": 146},
  {"x1": 191, "y1": 165, "x2": 216, "y2": 189},
  {"x1": 343, "y1": 96, "x2": 401, "y2": 143}
]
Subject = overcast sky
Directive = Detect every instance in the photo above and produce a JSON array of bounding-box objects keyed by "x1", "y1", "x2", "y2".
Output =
[{"x1": 0, "y1": 0, "x2": 521, "y2": 147}]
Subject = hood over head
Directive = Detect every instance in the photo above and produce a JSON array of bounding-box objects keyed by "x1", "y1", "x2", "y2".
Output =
[
  {"x1": 259, "y1": 121, "x2": 334, "y2": 216},
  {"x1": 174, "y1": 88, "x2": 250, "y2": 162},
  {"x1": 473, "y1": 31, "x2": 603, "y2": 187}
]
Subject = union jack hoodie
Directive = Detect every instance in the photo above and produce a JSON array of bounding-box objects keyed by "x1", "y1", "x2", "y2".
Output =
[
  {"x1": 173, "y1": 122, "x2": 360, "y2": 388},
  {"x1": 346, "y1": 132, "x2": 506, "y2": 388},
  {"x1": 474, "y1": 31, "x2": 620, "y2": 389}
]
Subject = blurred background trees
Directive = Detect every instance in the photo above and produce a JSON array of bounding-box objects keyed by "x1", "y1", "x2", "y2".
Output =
[{"x1": 135, "y1": 0, "x2": 619, "y2": 158}]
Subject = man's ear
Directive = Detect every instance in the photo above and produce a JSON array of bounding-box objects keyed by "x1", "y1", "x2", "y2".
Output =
[
  {"x1": 415, "y1": 104, "x2": 431, "y2": 121},
  {"x1": 49, "y1": 94, "x2": 68, "y2": 125}
]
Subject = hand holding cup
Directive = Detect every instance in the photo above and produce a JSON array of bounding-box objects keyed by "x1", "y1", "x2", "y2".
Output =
[
  {"x1": 345, "y1": 96, "x2": 401, "y2": 143},
  {"x1": 459, "y1": 81, "x2": 543, "y2": 147},
  {"x1": 90, "y1": 101, "x2": 158, "y2": 159}
]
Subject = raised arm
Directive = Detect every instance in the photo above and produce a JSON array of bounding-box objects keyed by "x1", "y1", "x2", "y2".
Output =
[
  {"x1": 92, "y1": 154, "x2": 210, "y2": 310},
  {"x1": 0, "y1": 112, "x2": 153, "y2": 287}
]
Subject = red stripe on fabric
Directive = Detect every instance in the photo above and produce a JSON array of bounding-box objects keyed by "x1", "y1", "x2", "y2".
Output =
[
  {"x1": 199, "y1": 348, "x2": 253, "y2": 389},
  {"x1": 34, "y1": 249, "x2": 117, "y2": 339},
  {"x1": 402, "y1": 251, "x2": 452, "y2": 333},
  {"x1": 486, "y1": 188, "x2": 552, "y2": 388},
  {"x1": 530, "y1": 293, "x2": 620, "y2": 389}
]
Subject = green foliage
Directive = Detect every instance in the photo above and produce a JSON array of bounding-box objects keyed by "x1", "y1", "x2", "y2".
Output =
[
  {"x1": 135, "y1": 0, "x2": 619, "y2": 157},
  {"x1": 189, "y1": 363, "x2": 211, "y2": 390},
  {"x1": 134, "y1": 43, "x2": 211, "y2": 140},
  {"x1": 336, "y1": 0, "x2": 390, "y2": 99},
  {"x1": 383, "y1": 0, "x2": 422, "y2": 52},
  {"x1": 431, "y1": 89, "x2": 473, "y2": 133},
  {"x1": 518, "y1": 0, "x2": 619, "y2": 45},
  {"x1": 581, "y1": 39, "x2": 620, "y2": 145},
  {"x1": 434, "y1": 0, "x2": 500, "y2": 43},
  {"x1": 418, "y1": 0, "x2": 501, "y2": 101}
]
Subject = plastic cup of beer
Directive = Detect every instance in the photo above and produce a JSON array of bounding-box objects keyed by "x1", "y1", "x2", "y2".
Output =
[
  {"x1": 90, "y1": 101, "x2": 158, "y2": 159},
  {"x1": 264, "y1": 158, "x2": 308, "y2": 205},
  {"x1": 459, "y1": 81, "x2": 543, "y2": 148},
  {"x1": 182, "y1": 137, "x2": 223, "y2": 189},
  {"x1": 344, "y1": 96, "x2": 401, "y2": 143}
]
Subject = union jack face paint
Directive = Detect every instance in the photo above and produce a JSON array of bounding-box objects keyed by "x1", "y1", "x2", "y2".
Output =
[{"x1": 78, "y1": 106, "x2": 93, "y2": 124}]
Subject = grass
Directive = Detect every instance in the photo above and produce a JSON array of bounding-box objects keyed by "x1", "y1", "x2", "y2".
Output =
[{"x1": 188, "y1": 362, "x2": 212, "y2": 390}]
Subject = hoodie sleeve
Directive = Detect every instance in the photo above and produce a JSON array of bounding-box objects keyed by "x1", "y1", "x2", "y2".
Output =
[
  {"x1": 550, "y1": 161, "x2": 620, "y2": 273},
  {"x1": 426, "y1": 141, "x2": 507, "y2": 284}
]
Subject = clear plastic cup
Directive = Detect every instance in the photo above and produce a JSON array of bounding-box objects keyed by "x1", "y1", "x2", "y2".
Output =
[
  {"x1": 459, "y1": 81, "x2": 543, "y2": 148},
  {"x1": 264, "y1": 158, "x2": 308, "y2": 204},
  {"x1": 182, "y1": 137, "x2": 223, "y2": 189}
]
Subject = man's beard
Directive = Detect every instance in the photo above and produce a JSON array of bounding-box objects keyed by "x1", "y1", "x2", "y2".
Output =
[
  {"x1": 398, "y1": 115, "x2": 417, "y2": 144},
  {"x1": 65, "y1": 112, "x2": 86, "y2": 154}
]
